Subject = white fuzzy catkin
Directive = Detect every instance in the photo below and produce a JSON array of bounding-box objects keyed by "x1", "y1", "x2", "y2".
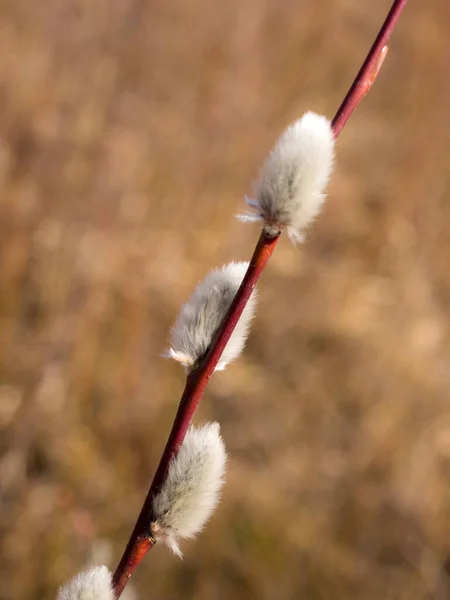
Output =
[
  {"x1": 151, "y1": 422, "x2": 227, "y2": 558},
  {"x1": 239, "y1": 111, "x2": 335, "y2": 242},
  {"x1": 165, "y1": 261, "x2": 257, "y2": 371},
  {"x1": 57, "y1": 566, "x2": 114, "y2": 600}
]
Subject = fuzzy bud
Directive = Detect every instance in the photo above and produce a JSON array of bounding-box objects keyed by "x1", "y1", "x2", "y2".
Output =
[
  {"x1": 165, "y1": 261, "x2": 257, "y2": 371},
  {"x1": 239, "y1": 111, "x2": 335, "y2": 242},
  {"x1": 56, "y1": 566, "x2": 114, "y2": 600},
  {"x1": 151, "y1": 422, "x2": 227, "y2": 557}
]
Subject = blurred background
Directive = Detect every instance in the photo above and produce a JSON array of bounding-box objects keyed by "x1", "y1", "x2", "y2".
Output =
[{"x1": 1, "y1": 1, "x2": 449, "y2": 598}]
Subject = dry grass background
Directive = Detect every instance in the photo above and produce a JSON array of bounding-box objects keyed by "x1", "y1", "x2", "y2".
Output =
[{"x1": 1, "y1": 0, "x2": 450, "y2": 598}]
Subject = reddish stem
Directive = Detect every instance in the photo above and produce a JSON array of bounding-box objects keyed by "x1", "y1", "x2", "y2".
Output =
[
  {"x1": 332, "y1": 0, "x2": 408, "y2": 137},
  {"x1": 113, "y1": 232, "x2": 278, "y2": 596},
  {"x1": 112, "y1": 0, "x2": 408, "y2": 595}
]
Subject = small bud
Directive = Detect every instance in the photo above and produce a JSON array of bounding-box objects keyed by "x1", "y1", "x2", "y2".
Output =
[
  {"x1": 239, "y1": 111, "x2": 335, "y2": 242},
  {"x1": 165, "y1": 261, "x2": 257, "y2": 371},
  {"x1": 151, "y1": 422, "x2": 227, "y2": 558},
  {"x1": 57, "y1": 566, "x2": 114, "y2": 600}
]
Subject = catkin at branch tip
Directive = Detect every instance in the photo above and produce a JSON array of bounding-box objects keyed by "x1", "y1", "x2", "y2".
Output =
[
  {"x1": 56, "y1": 566, "x2": 114, "y2": 600},
  {"x1": 151, "y1": 422, "x2": 227, "y2": 558},
  {"x1": 165, "y1": 261, "x2": 257, "y2": 372},
  {"x1": 238, "y1": 111, "x2": 335, "y2": 243}
]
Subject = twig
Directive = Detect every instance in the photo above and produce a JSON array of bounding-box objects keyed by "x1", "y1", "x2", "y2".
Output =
[
  {"x1": 112, "y1": 0, "x2": 408, "y2": 595},
  {"x1": 112, "y1": 233, "x2": 278, "y2": 595},
  {"x1": 331, "y1": 0, "x2": 408, "y2": 137}
]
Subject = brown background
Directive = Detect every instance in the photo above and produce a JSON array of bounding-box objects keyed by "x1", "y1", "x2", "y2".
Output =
[{"x1": 1, "y1": 1, "x2": 450, "y2": 599}]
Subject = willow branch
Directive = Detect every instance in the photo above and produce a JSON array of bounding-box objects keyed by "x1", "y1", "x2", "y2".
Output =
[
  {"x1": 112, "y1": 0, "x2": 408, "y2": 595},
  {"x1": 332, "y1": 0, "x2": 408, "y2": 137}
]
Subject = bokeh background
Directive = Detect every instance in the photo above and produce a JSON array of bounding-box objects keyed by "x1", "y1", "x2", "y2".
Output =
[{"x1": 1, "y1": 1, "x2": 450, "y2": 598}]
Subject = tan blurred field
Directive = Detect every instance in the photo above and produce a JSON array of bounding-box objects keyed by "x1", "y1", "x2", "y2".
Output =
[{"x1": 1, "y1": 1, "x2": 450, "y2": 598}]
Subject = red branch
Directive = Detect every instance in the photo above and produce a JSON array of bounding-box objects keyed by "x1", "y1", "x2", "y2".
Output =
[
  {"x1": 112, "y1": 233, "x2": 278, "y2": 595},
  {"x1": 112, "y1": 0, "x2": 408, "y2": 596},
  {"x1": 331, "y1": 0, "x2": 408, "y2": 137}
]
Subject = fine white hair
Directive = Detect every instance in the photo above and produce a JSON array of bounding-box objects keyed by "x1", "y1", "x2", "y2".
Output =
[
  {"x1": 56, "y1": 566, "x2": 114, "y2": 600},
  {"x1": 239, "y1": 111, "x2": 335, "y2": 242},
  {"x1": 151, "y1": 422, "x2": 227, "y2": 558},
  {"x1": 165, "y1": 261, "x2": 257, "y2": 371}
]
